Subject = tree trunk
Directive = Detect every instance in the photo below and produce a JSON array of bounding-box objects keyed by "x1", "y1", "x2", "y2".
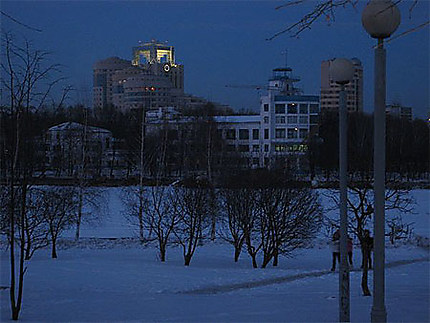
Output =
[
  {"x1": 251, "y1": 254, "x2": 258, "y2": 268},
  {"x1": 51, "y1": 239, "x2": 58, "y2": 259},
  {"x1": 12, "y1": 307, "x2": 20, "y2": 321},
  {"x1": 25, "y1": 238, "x2": 31, "y2": 260},
  {"x1": 184, "y1": 254, "x2": 192, "y2": 266},
  {"x1": 273, "y1": 249, "x2": 279, "y2": 267},
  {"x1": 138, "y1": 203, "x2": 144, "y2": 243},
  {"x1": 210, "y1": 215, "x2": 216, "y2": 241},
  {"x1": 234, "y1": 246, "x2": 241, "y2": 262},
  {"x1": 361, "y1": 247, "x2": 371, "y2": 296},
  {"x1": 160, "y1": 243, "x2": 166, "y2": 262},
  {"x1": 261, "y1": 252, "x2": 272, "y2": 268},
  {"x1": 75, "y1": 190, "x2": 83, "y2": 241}
]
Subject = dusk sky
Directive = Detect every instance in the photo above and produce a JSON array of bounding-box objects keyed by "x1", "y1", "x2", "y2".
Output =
[{"x1": 2, "y1": 0, "x2": 429, "y2": 119}]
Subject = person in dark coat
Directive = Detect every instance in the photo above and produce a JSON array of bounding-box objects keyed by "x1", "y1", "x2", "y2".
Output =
[
  {"x1": 361, "y1": 229, "x2": 374, "y2": 269},
  {"x1": 331, "y1": 229, "x2": 340, "y2": 271}
]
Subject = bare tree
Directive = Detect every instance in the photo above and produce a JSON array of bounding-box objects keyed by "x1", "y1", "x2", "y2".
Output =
[
  {"x1": 219, "y1": 187, "x2": 257, "y2": 263},
  {"x1": 172, "y1": 184, "x2": 210, "y2": 266},
  {"x1": 41, "y1": 187, "x2": 77, "y2": 258},
  {"x1": 323, "y1": 181, "x2": 414, "y2": 295},
  {"x1": 268, "y1": 0, "x2": 425, "y2": 40},
  {"x1": 19, "y1": 188, "x2": 49, "y2": 260},
  {"x1": 257, "y1": 187, "x2": 322, "y2": 268},
  {"x1": 1, "y1": 32, "x2": 67, "y2": 320},
  {"x1": 143, "y1": 186, "x2": 179, "y2": 262},
  {"x1": 74, "y1": 186, "x2": 105, "y2": 241}
]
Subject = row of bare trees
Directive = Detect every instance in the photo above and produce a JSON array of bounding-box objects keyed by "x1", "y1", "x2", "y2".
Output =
[
  {"x1": 0, "y1": 186, "x2": 93, "y2": 259},
  {"x1": 221, "y1": 187, "x2": 322, "y2": 268},
  {"x1": 123, "y1": 172, "x2": 323, "y2": 268},
  {"x1": 123, "y1": 183, "x2": 212, "y2": 266}
]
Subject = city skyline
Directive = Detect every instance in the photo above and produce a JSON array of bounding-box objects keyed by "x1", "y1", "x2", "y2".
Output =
[{"x1": 1, "y1": 1, "x2": 429, "y2": 119}]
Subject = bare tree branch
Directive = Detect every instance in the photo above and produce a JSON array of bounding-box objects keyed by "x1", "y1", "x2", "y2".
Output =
[
  {"x1": 0, "y1": 11, "x2": 42, "y2": 32},
  {"x1": 268, "y1": 0, "x2": 425, "y2": 40}
]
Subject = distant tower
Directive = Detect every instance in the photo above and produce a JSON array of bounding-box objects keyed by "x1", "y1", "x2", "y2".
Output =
[
  {"x1": 132, "y1": 40, "x2": 184, "y2": 91},
  {"x1": 320, "y1": 58, "x2": 363, "y2": 113},
  {"x1": 268, "y1": 67, "x2": 302, "y2": 96},
  {"x1": 260, "y1": 65, "x2": 320, "y2": 169}
]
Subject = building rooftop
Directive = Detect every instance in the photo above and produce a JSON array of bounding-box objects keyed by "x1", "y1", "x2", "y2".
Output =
[
  {"x1": 274, "y1": 95, "x2": 320, "y2": 102},
  {"x1": 48, "y1": 122, "x2": 111, "y2": 134},
  {"x1": 213, "y1": 115, "x2": 260, "y2": 124}
]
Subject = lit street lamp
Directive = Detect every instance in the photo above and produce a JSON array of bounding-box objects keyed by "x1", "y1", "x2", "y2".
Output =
[
  {"x1": 362, "y1": 1, "x2": 400, "y2": 322},
  {"x1": 330, "y1": 58, "x2": 355, "y2": 322}
]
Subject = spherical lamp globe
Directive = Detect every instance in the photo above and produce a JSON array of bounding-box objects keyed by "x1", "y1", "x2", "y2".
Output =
[
  {"x1": 362, "y1": 0, "x2": 400, "y2": 39},
  {"x1": 330, "y1": 58, "x2": 355, "y2": 85}
]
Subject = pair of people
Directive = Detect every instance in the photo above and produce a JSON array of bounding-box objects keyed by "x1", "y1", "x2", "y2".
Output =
[{"x1": 331, "y1": 229, "x2": 353, "y2": 271}]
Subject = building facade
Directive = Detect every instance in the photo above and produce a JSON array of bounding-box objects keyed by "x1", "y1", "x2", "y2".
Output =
[
  {"x1": 45, "y1": 122, "x2": 125, "y2": 178},
  {"x1": 93, "y1": 57, "x2": 131, "y2": 108},
  {"x1": 93, "y1": 40, "x2": 218, "y2": 112},
  {"x1": 386, "y1": 104, "x2": 413, "y2": 121},
  {"x1": 320, "y1": 58, "x2": 363, "y2": 113},
  {"x1": 147, "y1": 66, "x2": 320, "y2": 171}
]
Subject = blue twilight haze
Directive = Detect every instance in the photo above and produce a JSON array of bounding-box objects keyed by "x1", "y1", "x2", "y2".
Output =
[{"x1": 1, "y1": 1, "x2": 429, "y2": 119}]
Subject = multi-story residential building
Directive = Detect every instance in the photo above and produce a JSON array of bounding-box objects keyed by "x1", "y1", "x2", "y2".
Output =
[
  {"x1": 320, "y1": 58, "x2": 363, "y2": 113},
  {"x1": 386, "y1": 104, "x2": 413, "y2": 121},
  {"x1": 45, "y1": 122, "x2": 125, "y2": 178},
  {"x1": 214, "y1": 115, "x2": 262, "y2": 168}
]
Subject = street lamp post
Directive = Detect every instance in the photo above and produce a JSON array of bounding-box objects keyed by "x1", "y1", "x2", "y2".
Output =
[
  {"x1": 330, "y1": 58, "x2": 355, "y2": 322},
  {"x1": 362, "y1": 1, "x2": 400, "y2": 322}
]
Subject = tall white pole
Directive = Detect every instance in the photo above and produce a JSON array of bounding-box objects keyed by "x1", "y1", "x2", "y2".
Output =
[
  {"x1": 371, "y1": 38, "x2": 387, "y2": 323},
  {"x1": 339, "y1": 84, "x2": 350, "y2": 322},
  {"x1": 362, "y1": 2, "x2": 400, "y2": 321},
  {"x1": 331, "y1": 58, "x2": 354, "y2": 322}
]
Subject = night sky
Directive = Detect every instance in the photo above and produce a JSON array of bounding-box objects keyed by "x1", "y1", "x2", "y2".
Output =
[{"x1": 2, "y1": 1, "x2": 429, "y2": 119}]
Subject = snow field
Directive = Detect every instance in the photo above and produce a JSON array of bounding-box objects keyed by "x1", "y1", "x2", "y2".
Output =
[
  {"x1": 1, "y1": 188, "x2": 429, "y2": 322},
  {"x1": 1, "y1": 241, "x2": 428, "y2": 322}
]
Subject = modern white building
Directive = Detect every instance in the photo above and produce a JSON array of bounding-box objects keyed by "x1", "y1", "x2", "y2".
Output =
[{"x1": 147, "y1": 66, "x2": 320, "y2": 171}]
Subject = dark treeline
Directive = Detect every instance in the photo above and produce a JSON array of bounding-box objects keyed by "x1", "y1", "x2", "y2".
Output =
[
  {"x1": 314, "y1": 111, "x2": 429, "y2": 182},
  {"x1": 1, "y1": 105, "x2": 428, "y2": 185}
]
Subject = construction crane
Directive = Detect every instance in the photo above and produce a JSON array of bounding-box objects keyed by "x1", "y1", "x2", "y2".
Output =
[
  {"x1": 225, "y1": 84, "x2": 283, "y2": 91},
  {"x1": 226, "y1": 66, "x2": 304, "y2": 96}
]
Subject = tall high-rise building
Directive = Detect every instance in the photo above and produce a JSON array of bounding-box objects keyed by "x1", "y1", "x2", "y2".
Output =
[
  {"x1": 320, "y1": 58, "x2": 363, "y2": 113},
  {"x1": 93, "y1": 40, "x2": 187, "y2": 111},
  {"x1": 132, "y1": 40, "x2": 184, "y2": 92},
  {"x1": 93, "y1": 57, "x2": 131, "y2": 108}
]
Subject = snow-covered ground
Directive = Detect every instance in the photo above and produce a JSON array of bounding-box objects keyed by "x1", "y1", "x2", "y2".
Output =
[{"x1": 1, "y1": 188, "x2": 429, "y2": 322}]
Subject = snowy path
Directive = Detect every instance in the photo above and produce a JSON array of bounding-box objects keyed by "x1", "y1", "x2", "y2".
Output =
[{"x1": 182, "y1": 257, "x2": 429, "y2": 295}]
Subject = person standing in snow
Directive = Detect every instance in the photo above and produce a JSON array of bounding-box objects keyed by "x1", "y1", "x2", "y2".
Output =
[
  {"x1": 331, "y1": 229, "x2": 340, "y2": 271},
  {"x1": 361, "y1": 229, "x2": 374, "y2": 269}
]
